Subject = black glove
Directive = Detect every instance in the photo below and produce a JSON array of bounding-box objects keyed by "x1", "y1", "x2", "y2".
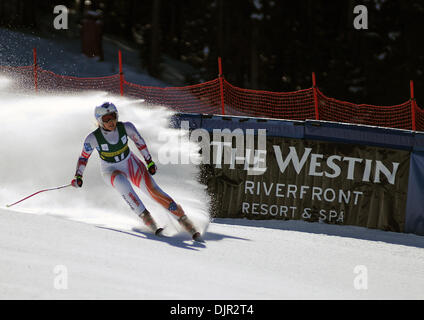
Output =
[
  {"x1": 71, "y1": 174, "x2": 83, "y2": 188},
  {"x1": 146, "y1": 159, "x2": 157, "y2": 175}
]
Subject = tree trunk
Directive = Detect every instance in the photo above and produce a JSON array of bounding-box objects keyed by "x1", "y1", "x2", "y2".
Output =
[
  {"x1": 150, "y1": 0, "x2": 161, "y2": 77},
  {"x1": 250, "y1": 22, "x2": 259, "y2": 89}
]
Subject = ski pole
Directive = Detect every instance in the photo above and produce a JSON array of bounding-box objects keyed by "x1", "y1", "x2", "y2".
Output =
[{"x1": 5, "y1": 183, "x2": 72, "y2": 208}]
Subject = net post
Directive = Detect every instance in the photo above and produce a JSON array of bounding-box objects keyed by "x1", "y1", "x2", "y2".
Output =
[
  {"x1": 410, "y1": 80, "x2": 416, "y2": 131},
  {"x1": 119, "y1": 50, "x2": 124, "y2": 96},
  {"x1": 218, "y1": 57, "x2": 225, "y2": 115},
  {"x1": 312, "y1": 72, "x2": 319, "y2": 120},
  {"x1": 33, "y1": 48, "x2": 38, "y2": 92}
]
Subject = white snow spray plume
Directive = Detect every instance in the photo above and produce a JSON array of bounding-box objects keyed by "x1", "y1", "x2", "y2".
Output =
[{"x1": 0, "y1": 76, "x2": 210, "y2": 236}]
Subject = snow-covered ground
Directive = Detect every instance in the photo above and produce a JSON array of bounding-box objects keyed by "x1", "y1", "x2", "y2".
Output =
[
  {"x1": 1, "y1": 28, "x2": 424, "y2": 301},
  {"x1": 1, "y1": 207, "x2": 424, "y2": 300}
]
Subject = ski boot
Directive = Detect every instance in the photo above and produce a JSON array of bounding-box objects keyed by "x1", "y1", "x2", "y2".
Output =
[
  {"x1": 139, "y1": 209, "x2": 163, "y2": 236},
  {"x1": 178, "y1": 214, "x2": 202, "y2": 241},
  {"x1": 169, "y1": 202, "x2": 202, "y2": 241}
]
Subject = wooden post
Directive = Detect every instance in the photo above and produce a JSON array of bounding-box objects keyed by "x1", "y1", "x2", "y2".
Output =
[
  {"x1": 312, "y1": 72, "x2": 319, "y2": 120},
  {"x1": 33, "y1": 48, "x2": 38, "y2": 92},
  {"x1": 119, "y1": 50, "x2": 124, "y2": 96},
  {"x1": 218, "y1": 57, "x2": 225, "y2": 115},
  {"x1": 410, "y1": 80, "x2": 416, "y2": 131}
]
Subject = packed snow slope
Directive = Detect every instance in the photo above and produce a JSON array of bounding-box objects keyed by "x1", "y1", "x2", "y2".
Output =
[
  {"x1": 1, "y1": 210, "x2": 424, "y2": 300},
  {"x1": 0, "y1": 78, "x2": 424, "y2": 300}
]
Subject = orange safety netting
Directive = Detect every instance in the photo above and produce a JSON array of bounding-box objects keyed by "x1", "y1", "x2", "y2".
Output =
[
  {"x1": 1, "y1": 64, "x2": 422, "y2": 132},
  {"x1": 222, "y1": 79, "x2": 316, "y2": 120},
  {"x1": 123, "y1": 78, "x2": 222, "y2": 114},
  {"x1": 416, "y1": 107, "x2": 424, "y2": 132},
  {"x1": 0, "y1": 65, "x2": 35, "y2": 90},
  {"x1": 316, "y1": 88, "x2": 414, "y2": 130},
  {"x1": 0, "y1": 65, "x2": 121, "y2": 94},
  {"x1": 37, "y1": 68, "x2": 121, "y2": 94}
]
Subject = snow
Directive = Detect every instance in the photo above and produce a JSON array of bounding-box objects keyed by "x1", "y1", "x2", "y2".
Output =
[
  {"x1": 1, "y1": 28, "x2": 424, "y2": 300},
  {"x1": 1, "y1": 208, "x2": 424, "y2": 299}
]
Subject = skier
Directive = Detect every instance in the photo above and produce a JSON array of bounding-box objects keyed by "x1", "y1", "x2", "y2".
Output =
[{"x1": 71, "y1": 102, "x2": 201, "y2": 241}]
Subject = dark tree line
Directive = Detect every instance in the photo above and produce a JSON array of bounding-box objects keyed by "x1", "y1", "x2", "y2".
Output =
[{"x1": 1, "y1": 0, "x2": 423, "y2": 105}]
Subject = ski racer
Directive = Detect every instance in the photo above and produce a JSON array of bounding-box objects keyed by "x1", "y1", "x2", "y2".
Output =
[{"x1": 71, "y1": 102, "x2": 201, "y2": 241}]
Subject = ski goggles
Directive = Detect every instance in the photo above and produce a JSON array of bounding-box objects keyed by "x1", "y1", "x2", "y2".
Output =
[{"x1": 102, "y1": 113, "x2": 117, "y2": 123}]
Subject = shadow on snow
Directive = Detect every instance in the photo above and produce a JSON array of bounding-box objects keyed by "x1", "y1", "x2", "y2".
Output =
[
  {"x1": 211, "y1": 218, "x2": 424, "y2": 249},
  {"x1": 96, "y1": 225, "x2": 249, "y2": 251}
]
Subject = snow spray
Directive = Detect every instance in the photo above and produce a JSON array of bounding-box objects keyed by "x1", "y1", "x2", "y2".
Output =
[{"x1": 0, "y1": 76, "x2": 210, "y2": 235}]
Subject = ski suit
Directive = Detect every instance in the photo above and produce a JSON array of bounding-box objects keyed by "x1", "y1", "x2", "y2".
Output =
[{"x1": 74, "y1": 121, "x2": 186, "y2": 220}]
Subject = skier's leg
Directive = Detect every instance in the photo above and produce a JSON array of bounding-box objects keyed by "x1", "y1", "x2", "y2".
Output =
[
  {"x1": 146, "y1": 175, "x2": 199, "y2": 237},
  {"x1": 108, "y1": 170, "x2": 161, "y2": 234},
  {"x1": 128, "y1": 154, "x2": 199, "y2": 238},
  {"x1": 128, "y1": 154, "x2": 177, "y2": 213}
]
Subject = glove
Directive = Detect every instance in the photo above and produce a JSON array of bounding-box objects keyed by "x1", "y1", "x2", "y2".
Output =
[
  {"x1": 146, "y1": 159, "x2": 157, "y2": 175},
  {"x1": 71, "y1": 174, "x2": 83, "y2": 188}
]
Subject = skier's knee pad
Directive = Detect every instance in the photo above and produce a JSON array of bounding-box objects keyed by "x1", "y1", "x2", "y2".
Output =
[
  {"x1": 169, "y1": 202, "x2": 185, "y2": 218},
  {"x1": 168, "y1": 201, "x2": 177, "y2": 211}
]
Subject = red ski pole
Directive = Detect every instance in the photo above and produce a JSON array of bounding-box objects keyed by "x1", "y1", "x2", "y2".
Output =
[{"x1": 6, "y1": 183, "x2": 72, "y2": 208}]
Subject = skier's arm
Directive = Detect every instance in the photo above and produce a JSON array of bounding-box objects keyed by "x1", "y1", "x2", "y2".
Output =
[
  {"x1": 125, "y1": 122, "x2": 157, "y2": 174},
  {"x1": 125, "y1": 122, "x2": 153, "y2": 161},
  {"x1": 72, "y1": 134, "x2": 96, "y2": 187}
]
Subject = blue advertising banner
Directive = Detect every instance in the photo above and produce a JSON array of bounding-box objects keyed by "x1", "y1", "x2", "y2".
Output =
[{"x1": 171, "y1": 113, "x2": 424, "y2": 235}]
